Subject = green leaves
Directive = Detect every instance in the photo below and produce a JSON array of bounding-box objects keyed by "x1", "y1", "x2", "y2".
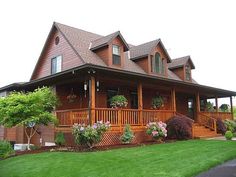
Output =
[{"x1": 0, "y1": 87, "x2": 58, "y2": 127}]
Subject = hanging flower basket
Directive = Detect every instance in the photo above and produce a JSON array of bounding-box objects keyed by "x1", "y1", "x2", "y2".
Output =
[
  {"x1": 110, "y1": 95, "x2": 128, "y2": 108},
  {"x1": 151, "y1": 96, "x2": 164, "y2": 109}
]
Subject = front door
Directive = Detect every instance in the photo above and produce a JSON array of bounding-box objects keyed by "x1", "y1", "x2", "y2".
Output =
[
  {"x1": 188, "y1": 98, "x2": 194, "y2": 119},
  {"x1": 130, "y1": 92, "x2": 138, "y2": 109}
]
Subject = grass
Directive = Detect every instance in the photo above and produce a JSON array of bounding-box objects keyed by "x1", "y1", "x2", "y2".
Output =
[{"x1": 1, "y1": 140, "x2": 236, "y2": 177}]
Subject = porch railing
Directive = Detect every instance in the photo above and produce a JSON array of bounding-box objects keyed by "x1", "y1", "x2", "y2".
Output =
[
  {"x1": 198, "y1": 112, "x2": 217, "y2": 132},
  {"x1": 56, "y1": 108, "x2": 175, "y2": 128},
  {"x1": 56, "y1": 108, "x2": 89, "y2": 126},
  {"x1": 200, "y1": 111, "x2": 232, "y2": 120}
]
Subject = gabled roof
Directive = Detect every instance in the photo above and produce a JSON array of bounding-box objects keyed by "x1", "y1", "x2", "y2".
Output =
[
  {"x1": 129, "y1": 39, "x2": 171, "y2": 62},
  {"x1": 168, "y1": 56, "x2": 195, "y2": 69},
  {"x1": 54, "y1": 22, "x2": 145, "y2": 74},
  {"x1": 30, "y1": 22, "x2": 194, "y2": 84},
  {"x1": 90, "y1": 31, "x2": 129, "y2": 51}
]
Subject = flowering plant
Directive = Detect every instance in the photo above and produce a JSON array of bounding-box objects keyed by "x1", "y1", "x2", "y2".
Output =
[
  {"x1": 146, "y1": 121, "x2": 167, "y2": 140},
  {"x1": 72, "y1": 121, "x2": 110, "y2": 148},
  {"x1": 110, "y1": 95, "x2": 128, "y2": 108},
  {"x1": 151, "y1": 96, "x2": 164, "y2": 109}
]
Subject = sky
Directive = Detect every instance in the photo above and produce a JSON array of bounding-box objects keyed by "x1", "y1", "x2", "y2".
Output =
[{"x1": 0, "y1": 0, "x2": 235, "y2": 105}]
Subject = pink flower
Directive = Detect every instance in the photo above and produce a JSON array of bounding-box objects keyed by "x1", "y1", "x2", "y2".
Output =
[{"x1": 152, "y1": 131, "x2": 158, "y2": 136}]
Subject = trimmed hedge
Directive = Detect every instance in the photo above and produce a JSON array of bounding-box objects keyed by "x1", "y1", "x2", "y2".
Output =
[{"x1": 166, "y1": 116, "x2": 192, "y2": 140}]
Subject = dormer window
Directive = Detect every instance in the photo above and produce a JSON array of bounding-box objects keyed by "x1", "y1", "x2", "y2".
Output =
[
  {"x1": 151, "y1": 52, "x2": 165, "y2": 74},
  {"x1": 51, "y1": 55, "x2": 62, "y2": 74},
  {"x1": 112, "y1": 45, "x2": 121, "y2": 65},
  {"x1": 185, "y1": 65, "x2": 191, "y2": 81}
]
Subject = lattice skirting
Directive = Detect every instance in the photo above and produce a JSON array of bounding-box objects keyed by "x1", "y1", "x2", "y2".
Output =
[{"x1": 62, "y1": 130, "x2": 153, "y2": 146}]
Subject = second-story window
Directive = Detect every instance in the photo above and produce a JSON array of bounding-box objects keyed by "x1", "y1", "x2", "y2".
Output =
[
  {"x1": 185, "y1": 65, "x2": 191, "y2": 81},
  {"x1": 112, "y1": 45, "x2": 121, "y2": 65},
  {"x1": 51, "y1": 55, "x2": 62, "y2": 74},
  {"x1": 151, "y1": 52, "x2": 164, "y2": 74}
]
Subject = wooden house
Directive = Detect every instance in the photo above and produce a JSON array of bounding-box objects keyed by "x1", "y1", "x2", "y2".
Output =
[{"x1": 0, "y1": 22, "x2": 235, "y2": 146}]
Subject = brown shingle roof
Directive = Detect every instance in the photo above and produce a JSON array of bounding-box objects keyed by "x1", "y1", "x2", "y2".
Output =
[
  {"x1": 55, "y1": 22, "x2": 145, "y2": 74},
  {"x1": 48, "y1": 22, "x2": 196, "y2": 83},
  {"x1": 129, "y1": 39, "x2": 171, "y2": 62},
  {"x1": 90, "y1": 31, "x2": 129, "y2": 51},
  {"x1": 168, "y1": 56, "x2": 195, "y2": 69}
]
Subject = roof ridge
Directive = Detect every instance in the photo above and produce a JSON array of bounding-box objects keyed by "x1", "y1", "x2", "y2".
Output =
[
  {"x1": 91, "y1": 31, "x2": 119, "y2": 43},
  {"x1": 130, "y1": 38, "x2": 160, "y2": 48},
  {"x1": 172, "y1": 55, "x2": 190, "y2": 60},
  {"x1": 54, "y1": 22, "x2": 103, "y2": 38}
]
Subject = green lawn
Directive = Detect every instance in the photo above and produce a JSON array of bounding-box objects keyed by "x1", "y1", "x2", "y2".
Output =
[{"x1": 1, "y1": 140, "x2": 236, "y2": 177}]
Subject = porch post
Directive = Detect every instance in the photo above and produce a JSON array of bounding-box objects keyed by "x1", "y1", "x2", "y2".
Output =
[
  {"x1": 89, "y1": 76, "x2": 96, "y2": 125},
  {"x1": 171, "y1": 88, "x2": 176, "y2": 113},
  {"x1": 230, "y1": 96, "x2": 234, "y2": 120},
  {"x1": 196, "y1": 92, "x2": 200, "y2": 121},
  {"x1": 137, "y1": 82, "x2": 143, "y2": 125},
  {"x1": 215, "y1": 96, "x2": 219, "y2": 115}
]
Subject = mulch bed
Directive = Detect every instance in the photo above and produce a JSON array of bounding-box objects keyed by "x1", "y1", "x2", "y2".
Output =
[{"x1": 12, "y1": 140, "x2": 176, "y2": 157}]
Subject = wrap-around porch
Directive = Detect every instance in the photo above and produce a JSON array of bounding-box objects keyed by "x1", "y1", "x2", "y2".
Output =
[{"x1": 55, "y1": 75, "x2": 234, "y2": 137}]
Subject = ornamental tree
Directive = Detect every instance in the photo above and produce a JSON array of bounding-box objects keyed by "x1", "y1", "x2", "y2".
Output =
[{"x1": 0, "y1": 87, "x2": 58, "y2": 150}]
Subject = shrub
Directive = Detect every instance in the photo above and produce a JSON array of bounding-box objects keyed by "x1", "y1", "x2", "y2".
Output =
[
  {"x1": 0, "y1": 140, "x2": 15, "y2": 159},
  {"x1": 55, "y1": 132, "x2": 66, "y2": 146},
  {"x1": 219, "y1": 104, "x2": 230, "y2": 112},
  {"x1": 110, "y1": 95, "x2": 128, "y2": 108},
  {"x1": 151, "y1": 96, "x2": 164, "y2": 109},
  {"x1": 166, "y1": 116, "x2": 192, "y2": 140},
  {"x1": 29, "y1": 145, "x2": 39, "y2": 150},
  {"x1": 146, "y1": 121, "x2": 167, "y2": 140},
  {"x1": 120, "y1": 124, "x2": 134, "y2": 144},
  {"x1": 225, "y1": 131, "x2": 233, "y2": 140},
  {"x1": 216, "y1": 118, "x2": 227, "y2": 135},
  {"x1": 72, "y1": 121, "x2": 110, "y2": 148},
  {"x1": 224, "y1": 119, "x2": 236, "y2": 133}
]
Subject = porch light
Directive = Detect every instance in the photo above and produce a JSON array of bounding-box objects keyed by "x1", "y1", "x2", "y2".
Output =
[
  {"x1": 96, "y1": 81, "x2": 99, "y2": 91},
  {"x1": 84, "y1": 81, "x2": 88, "y2": 97}
]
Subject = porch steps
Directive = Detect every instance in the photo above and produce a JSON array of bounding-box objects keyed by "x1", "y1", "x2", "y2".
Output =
[{"x1": 193, "y1": 123, "x2": 221, "y2": 139}]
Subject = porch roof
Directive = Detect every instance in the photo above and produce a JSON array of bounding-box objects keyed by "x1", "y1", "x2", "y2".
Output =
[{"x1": 1, "y1": 64, "x2": 236, "y2": 98}]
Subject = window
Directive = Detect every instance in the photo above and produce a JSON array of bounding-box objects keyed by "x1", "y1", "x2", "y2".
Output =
[
  {"x1": 51, "y1": 55, "x2": 62, "y2": 74},
  {"x1": 112, "y1": 45, "x2": 121, "y2": 65},
  {"x1": 185, "y1": 65, "x2": 191, "y2": 81},
  {"x1": 151, "y1": 52, "x2": 165, "y2": 74}
]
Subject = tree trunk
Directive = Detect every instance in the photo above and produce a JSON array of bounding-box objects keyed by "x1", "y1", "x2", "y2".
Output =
[{"x1": 24, "y1": 126, "x2": 38, "y2": 150}]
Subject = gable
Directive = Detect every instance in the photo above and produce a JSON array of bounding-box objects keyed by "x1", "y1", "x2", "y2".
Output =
[{"x1": 30, "y1": 26, "x2": 83, "y2": 80}]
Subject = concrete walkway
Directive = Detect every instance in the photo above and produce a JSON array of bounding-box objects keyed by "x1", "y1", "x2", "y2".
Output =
[{"x1": 196, "y1": 159, "x2": 236, "y2": 177}]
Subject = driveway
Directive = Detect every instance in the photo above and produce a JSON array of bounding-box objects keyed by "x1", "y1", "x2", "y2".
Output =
[{"x1": 196, "y1": 159, "x2": 236, "y2": 177}]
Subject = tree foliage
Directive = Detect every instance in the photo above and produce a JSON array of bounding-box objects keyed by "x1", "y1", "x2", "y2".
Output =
[{"x1": 0, "y1": 87, "x2": 58, "y2": 149}]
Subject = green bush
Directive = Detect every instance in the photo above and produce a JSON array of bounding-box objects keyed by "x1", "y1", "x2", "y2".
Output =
[
  {"x1": 120, "y1": 124, "x2": 134, "y2": 144},
  {"x1": 206, "y1": 102, "x2": 214, "y2": 112},
  {"x1": 219, "y1": 104, "x2": 229, "y2": 112},
  {"x1": 55, "y1": 132, "x2": 66, "y2": 146},
  {"x1": 224, "y1": 119, "x2": 236, "y2": 133},
  {"x1": 0, "y1": 140, "x2": 15, "y2": 159},
  {"x1": 29, "y1": 145, "x2": 39, "y2": 150},
  {"x1": 225, "y1": 131, "x2": 233, "y2": 140}
]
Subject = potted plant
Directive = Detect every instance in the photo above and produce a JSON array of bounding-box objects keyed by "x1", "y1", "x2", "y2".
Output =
[
  {"x1": 151, "y1": 96, "x2": 164, "y2": 109},
  {"x1": 120, "y1": 124, "x2": 135, "y2": 144},
  {"x1": 110, "y1": 95, "x2": 128, "y2": 108},
  {"x1": 146, "y1": 121, "x2": 167, "y2": 142}
]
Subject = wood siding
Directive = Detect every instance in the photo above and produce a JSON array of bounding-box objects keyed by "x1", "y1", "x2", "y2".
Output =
[
  {"x1": 135, "y1": 57, "x2": 149, "y2": 73},
  {"x1": 171, "y1": 67, "x2": 185, "y2": 80},
  {"x1": 31, "y1": 28, "x2": 83, "y2": 80},
  {"x1": 31, "y1": 124, "x2": 55, "y2": 146}
]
